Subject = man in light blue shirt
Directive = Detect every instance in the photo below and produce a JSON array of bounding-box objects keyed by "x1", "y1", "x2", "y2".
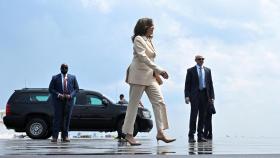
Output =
[{"x1": 185, "y1": 55, "x2": 215, "y2": 143}]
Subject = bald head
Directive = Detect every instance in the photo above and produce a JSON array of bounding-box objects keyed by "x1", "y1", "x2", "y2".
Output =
[
  {"x1": 60, "y1": 63, "x2": 68, "y2": 75},
  {"x1": 195, "y1": 55, "x2": 204, "y2": 60},
  {"x1": 195, "y1": 55, "x2": 205, "y2": 66}
]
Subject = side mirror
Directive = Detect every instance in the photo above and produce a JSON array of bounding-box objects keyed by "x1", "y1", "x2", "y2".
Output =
[{"x1": 102, "y1": 99, "x2": 109, "y2": 105}]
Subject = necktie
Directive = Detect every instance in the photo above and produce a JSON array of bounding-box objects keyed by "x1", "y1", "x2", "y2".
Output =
[
  {"x1": 199, "y1": 67, "x2": 203, "y2": 90},
  {"x1": 63, "y1": 76, "x2": 68, "y2": 93}
]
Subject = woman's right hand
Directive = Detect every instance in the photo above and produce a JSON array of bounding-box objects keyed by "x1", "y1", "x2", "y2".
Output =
[{"x1": 160, "y1": 71, "x2": 169, "y2": 79}]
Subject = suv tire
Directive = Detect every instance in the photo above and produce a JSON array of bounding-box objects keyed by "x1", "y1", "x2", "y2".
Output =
[
  {"x1": 43, "y1": 130, "x2": 52, "y2": 139},
  {"x1": 26, "y1": 118, "x2": 48, "y2": 139},
  {"x1": 117, "y1": 118, "x2": 138, "y2": 138}
]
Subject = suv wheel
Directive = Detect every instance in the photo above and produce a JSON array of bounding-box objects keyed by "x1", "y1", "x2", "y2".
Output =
[
  {"x1": 26, "y1": 118, "x2": 48, "y2": 139},
  {"x1": 43, "y1": 130, "x2": 52, "y2": 139},
  {"x1": 117, "y1": 118, "x2": 138, "y2": 138}
]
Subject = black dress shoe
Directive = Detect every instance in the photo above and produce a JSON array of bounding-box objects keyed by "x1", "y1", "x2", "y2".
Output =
[
  {"x1": 51, "y1": 138, "x2": 57, "y2": 143},
  {"x1": 203, "y1": 133, "x2": 208, "y2": 139},
  {"x1": 62, "y1": 137, "x2": 70, "y2": 143},
  {"x1": 197, "y1": 137, "x2": 207, "y2": 142},
  {"x1": 188, "y1": 137, "x2": 196, "y2": 143},
  {"x1": 206, "y1": 134, "x2": 213, "y2": 140},
  {"x1": 116, "y1": 133, "x2": 126, "y2": 140}
]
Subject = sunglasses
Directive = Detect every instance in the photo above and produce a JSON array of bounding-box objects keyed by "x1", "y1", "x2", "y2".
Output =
[{"x1": 197, "y1": 58, "x2": 204, "y2": 61}]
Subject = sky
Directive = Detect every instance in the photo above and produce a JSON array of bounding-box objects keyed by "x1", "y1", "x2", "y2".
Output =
[{"x1": 1, "y1": 0, "x2": 280, "y2": 138}]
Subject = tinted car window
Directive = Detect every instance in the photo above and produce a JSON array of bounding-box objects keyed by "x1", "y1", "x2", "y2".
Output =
[
  {"x1": 29, "y1": 94, "x2": 49, "y2": 103},
  {"x1": 13, "y1": 93, "x2": 29, "y2": 103},
  {"x1": 86, "y1": 95, "x2": 102, "y2": 106}
]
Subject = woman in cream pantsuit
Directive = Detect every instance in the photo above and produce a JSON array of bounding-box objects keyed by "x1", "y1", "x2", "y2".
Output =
[{"x1": 122, "y1": 18, "x2": 176, "y2": 145}]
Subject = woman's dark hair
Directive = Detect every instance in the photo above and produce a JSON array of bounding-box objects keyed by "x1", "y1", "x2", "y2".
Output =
[{"x1": 132, "y1": 18, "x2": 153, "y2": 42}]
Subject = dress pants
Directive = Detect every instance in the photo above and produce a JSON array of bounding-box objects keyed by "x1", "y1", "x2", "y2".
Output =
[
  {"x1": 188, "y1": 89, "x2": 208, "y2": 138},
  {"x1": 204, "y1": 110, "x2": 213, "y2": 137},
  {"x1": 52, "y1": 100, "x2": 74, "y2": 139},
  {"x1": 122, "y1": 81, "x2": 169, "y2": 135}
]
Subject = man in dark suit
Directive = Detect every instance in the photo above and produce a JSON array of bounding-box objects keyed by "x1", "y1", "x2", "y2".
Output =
[
  {"x1": 49, "y1": 64, "x2": 79, "y2": 143},
  {"x1": 184, "y1": 55, "x2": 215, "y2": 143}
]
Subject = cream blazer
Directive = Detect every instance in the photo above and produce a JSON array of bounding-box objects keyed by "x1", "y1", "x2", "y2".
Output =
[{"x1": 126, "y1": 35, "x2": 164, "y2": 86}]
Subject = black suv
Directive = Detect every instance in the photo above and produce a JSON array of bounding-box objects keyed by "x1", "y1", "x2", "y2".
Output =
[{"x1": 3, "y1": 88, "x2": 153, "y2": 139}]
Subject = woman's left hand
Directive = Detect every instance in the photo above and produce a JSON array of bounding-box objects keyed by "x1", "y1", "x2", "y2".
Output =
[{"x1": 160, "y1": 71, "x2": 169, "y2": 79}]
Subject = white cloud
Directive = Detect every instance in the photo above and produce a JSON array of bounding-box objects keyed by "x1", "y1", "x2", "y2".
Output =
[
  {"x1": 80, "y1": 0, "x2": 115, "y2": 13},
  {"x1": 157, "y1": 14, "x2": 184, "y2": 38},
  {"x1": 260, "y1": 0, "x2": 280, "y2": 37},
  {"x1": 206, "y1": 17, "x2": 263, "y2": 35}
]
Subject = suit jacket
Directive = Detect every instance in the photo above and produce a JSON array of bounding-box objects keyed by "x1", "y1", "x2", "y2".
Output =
[
  {"x1": 49, "y1": 73, "x2": 79, "y2": 105},
  {"x1": 184, "y1": 66, "x2": 215, "y2": 102},
  {"x1": 126, "y1": 36, "x2": 164, "y2": 86}
]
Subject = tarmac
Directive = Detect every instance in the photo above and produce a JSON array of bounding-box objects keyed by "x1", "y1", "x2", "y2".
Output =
[
  {"x1": 1, "y1": 155, "x2": 280, "y2": 158},
  {"x1": 0, "y1": 137, "x2": 280, "y2": 157}
]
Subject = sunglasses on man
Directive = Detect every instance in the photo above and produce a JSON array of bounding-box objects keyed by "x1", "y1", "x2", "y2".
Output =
[{"x1": 196, "y1": 58, "x2": 204, "y2": 61}]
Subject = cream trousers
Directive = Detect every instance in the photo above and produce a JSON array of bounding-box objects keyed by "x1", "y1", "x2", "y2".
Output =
[{"x1": 122, "y1": 82, "x2": 169, "y2": 135}]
